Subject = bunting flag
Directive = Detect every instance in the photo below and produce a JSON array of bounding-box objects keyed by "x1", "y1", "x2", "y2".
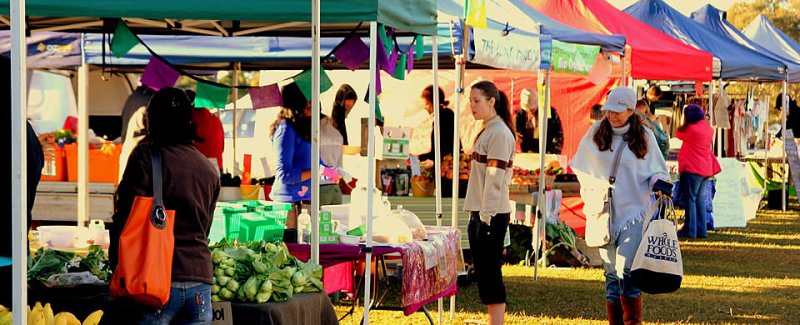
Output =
[
  {"x1": 383, "y1": 46, "x2": 398, "y2": 75},
  {"x1": 365, "y1": 86, "x2": 384, "y2": 123},
  {"x1": 195, "y1": 82, "x2": 230, "y2": 109},
  {"x1": 465, "y1": 0, "x2": 487, "y2": 28},
  {"x1": 376, "y1": 33, "x2": 390, "y2": 73},
  {"x1": 293, "y1": 68, "x2": 333, "y2": 100},
  {"x1": 140, "y1": 56, "x2": 180, "y2": 90},
  {"x1": 407, "y1": 46, "x2": 415, "y2": 73},
  {"x1": 334, "y1": 34, "x2": 370, "y2": 71},
  {"x1": 393, "y1": 53, "x2": 407, "y2": 80},
  {"x1": 249, "y1": 84, "x2": 283, "y2": 109},
  {"x1": 414, "y1": 35, "x2": 424, "y2": 60},
  {"x1": 378, "y1": 25, "x2": 392, "y2": 56},
  {"x1": 110, "y1": 21, "x2": 139, "y2": 58}
]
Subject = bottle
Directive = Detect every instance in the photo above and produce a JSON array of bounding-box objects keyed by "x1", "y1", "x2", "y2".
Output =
[{"x1": 297, "y1": 209, "x2": 311, "y2": 244}]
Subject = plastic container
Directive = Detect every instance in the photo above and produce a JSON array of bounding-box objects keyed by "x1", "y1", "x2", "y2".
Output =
[
  {"x1": 240, "y1": 184, "x2": 261, "y2": 200},
  {"x1": 218, "y1": 187, "x2": 242, "y2": 201},
  {"x1": 40, "y1": 143, "x2": 67, "y2": 182},
  {"x1": 88, "y1": 220, "x2": 110, "y2": 249},
  {"x1": 238, "y1": 215, "x2": 285, "y2": 242},
  {"x1": 37, "y1": 226, "x2": 91, "y2": 249},
  {"x1": 297, "y1": 209, "x2": 311, "y2": 244},
  {"x1": 391, "y1": 205, "x2": 427, "y2": 240},
  {"x1": 220, "y1": 201, "x2": 291, "y2": 241},
  {"x1": 339, "y1": 234, "x2": 361, "y2": 245},
  {"x1": 65, "y1": 143, "x2": 121, "y2": 183}
]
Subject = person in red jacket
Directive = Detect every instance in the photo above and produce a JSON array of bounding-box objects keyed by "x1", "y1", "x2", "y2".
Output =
[
  {"x1": 186, "y1": 90, "x2": 224, "y2": 171},
  {"x1": 676, "y1": 104, "x2": 721, "y2": 238}
]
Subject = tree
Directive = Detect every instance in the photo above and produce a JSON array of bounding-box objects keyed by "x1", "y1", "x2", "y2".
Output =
[{"x1": 727, "y1": 0, "x2": 799, "y2": 40}]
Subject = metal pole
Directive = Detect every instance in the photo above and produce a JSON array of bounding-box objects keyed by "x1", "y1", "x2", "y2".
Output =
[
  {"x1": 310, "y1": 0, "x2": 321, "y2": 265},
  {"x1": 620, "y1": 52, "x2": 626, "y2": 87},
  {"x1": 782, "y1": 77, "x2": 788, "y2": 211},
  {"x1": 431, "y1": 32, "x2": 445, "y2": 325},
  {"x1": 539, "y1": 70, "x2": 550, "y2": 270},
  {"x1": 232, "y1": 63, "x2": 239, "y2": 174},
  {"x1": 11, "y1": 0, "x2": 29, "y2": 322},
  {"x1": 364, "y1": 21, "x2": 378, "y2": 324},
  {"x1": 450, "y1": 57, "x2": 464, "y2": 321},
  {"x1": 709, "y1": 80, "x2": 718, "y2": 157},
  {"x1": 78, "y1": 57, "x2": 90, "y2": 226}
]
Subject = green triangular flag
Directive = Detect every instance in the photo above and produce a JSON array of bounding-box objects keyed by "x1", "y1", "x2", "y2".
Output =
[
  {"x1": 393, "y1": 54, "x2": 407, "y2": 80},
  {"x1": 294, "y1": 68, "x2": 333, "y2": 100},
  {"x1": 378, "y1": 24, "x2": 392, "y2": 56},
  {"x1": 364, "y1": 86, "x2": 384, "y2": 123},
  {"x1": 414, "y1": 35, "x2": 424, "y2": 60},
  {"x1": 195, "y1": 82, "x2": 230, "y2": 109},
  {"x1": 110, "y1": 22, "x2": 139, "y2": 58}
]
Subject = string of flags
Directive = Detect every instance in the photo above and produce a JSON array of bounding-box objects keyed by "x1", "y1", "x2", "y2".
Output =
[{"x1": 108, "y1": 20, "x2": 426, "y2": 113}]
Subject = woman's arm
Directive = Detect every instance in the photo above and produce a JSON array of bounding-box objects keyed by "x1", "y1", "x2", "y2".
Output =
[
  {"x1": 479, "y1": 132, "x2": 514, "y2": 222},
  {"x1": 273, "y1": 123, "x2": 310, "y2": 184}
]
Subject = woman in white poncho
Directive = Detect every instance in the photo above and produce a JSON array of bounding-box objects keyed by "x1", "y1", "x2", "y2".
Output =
[{"x1": 571, "y1": 87, "x2": 668, "y2": 325}]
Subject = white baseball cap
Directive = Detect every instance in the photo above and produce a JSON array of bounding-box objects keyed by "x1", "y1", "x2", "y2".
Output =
[{"x1": 601, "y1": 87, "x2": 637, "y2": 113}]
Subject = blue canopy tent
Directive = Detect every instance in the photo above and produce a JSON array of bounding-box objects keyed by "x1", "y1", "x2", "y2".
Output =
[
  {"x1": 743, "y1": 14, "x2": 800, "y2": 69},
  {"x1": 624, "y1": 0, "x2": 785, "y2": 81},
  {"x1": 691, "y1": 5, "x2": 800, "y2": 82}
]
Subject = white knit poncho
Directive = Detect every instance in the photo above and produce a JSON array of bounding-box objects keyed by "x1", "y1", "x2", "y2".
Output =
[{"x1": 570, "y1": 121, "x2": 669, "y2": 237}]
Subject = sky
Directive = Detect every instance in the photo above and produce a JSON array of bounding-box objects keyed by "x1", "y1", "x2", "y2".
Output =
[{"x1": 607, "y1": 0, "x2": 751, "y2": 15}]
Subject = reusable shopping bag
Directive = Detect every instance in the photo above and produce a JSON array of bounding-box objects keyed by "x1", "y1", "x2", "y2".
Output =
[{"x1": 631, "y1": 196, "x2": 683, "y2": 294}]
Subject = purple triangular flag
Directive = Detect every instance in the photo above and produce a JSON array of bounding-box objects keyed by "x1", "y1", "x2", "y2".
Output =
[
  {"x1": 249, "y1": 84, "x2": 283, "y2": 109},
  {"x1": 376, "y1": 34, "x2": 389, "y2": 74},
  {"x1": 335, "y1": 35, "x2": 370, "y2": 71},
  {"x1": 140, "y1": 56, "x2": 180, "y2": 90},
  {"x1": 376, "y1": 72, "x2": 382, "y2": 95},
  {"x1": 407, "y1": 46, "x2": 415, "y2": 73},
  {"x1": 382, "y1": 46, "x2": 398, "y2": 75}
]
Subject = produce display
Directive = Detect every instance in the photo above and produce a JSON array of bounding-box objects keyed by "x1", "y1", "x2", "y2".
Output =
[
  {"x1": 512, "y1": 160, "x2": 565, "y2": 185},
  {"x1": 0, "y1": 302, "x2": 103, "y2": 325},
  {"x1": 210, "y1": 239, "x2": 323, "y2": 303},
  {"x1": 28, "y1": 246, "x2": 111, "y2": 283},
  {"x1": 441, "y1": 153, "x2": 471, "y2": 180}
]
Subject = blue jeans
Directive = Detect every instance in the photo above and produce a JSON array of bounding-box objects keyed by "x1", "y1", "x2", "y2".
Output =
[
  {"x1": 599, "y1": 217, "x2": 644, "y2": 302},
  {"x1": 138, "y1": 282, "x2": 212, "y2": 325},
  {"x1": 678, "y1": 172, "x2": 708, "y2": 239}
]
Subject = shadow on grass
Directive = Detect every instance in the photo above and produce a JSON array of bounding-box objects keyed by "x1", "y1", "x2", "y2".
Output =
[{"x1": 457, "y1": 274, "x2": 800, "y2": 324}]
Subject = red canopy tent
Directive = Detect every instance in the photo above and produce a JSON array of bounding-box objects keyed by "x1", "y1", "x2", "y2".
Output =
[{"x1": 524, "y1": 0, "x2": 714, "y2": 81}]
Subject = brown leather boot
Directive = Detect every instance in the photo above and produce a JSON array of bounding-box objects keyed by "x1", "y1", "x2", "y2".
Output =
[
  {"x1": 621, "y1": 296, "x2": 643, "y2": 325},
  {"x1": 606, "y1": 301, "x2": 624, "y2": 325}
]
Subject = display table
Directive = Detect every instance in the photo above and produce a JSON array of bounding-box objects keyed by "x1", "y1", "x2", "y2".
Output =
[
  {"x1": 287, "y1": 226, "x2": 463, "y2": 316},
  {"x1": 230, "y1": 292, "x2": 338, "y2": 325}
]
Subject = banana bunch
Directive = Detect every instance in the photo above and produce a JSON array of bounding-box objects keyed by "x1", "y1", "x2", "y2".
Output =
[{"x1": 0, "y1": 303, "x2": 102, "y2": 325}]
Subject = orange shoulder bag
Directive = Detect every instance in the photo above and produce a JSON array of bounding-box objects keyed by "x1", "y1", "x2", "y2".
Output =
[{"x1": 110, "y1": 148, "x2": 175, "y2": 308}]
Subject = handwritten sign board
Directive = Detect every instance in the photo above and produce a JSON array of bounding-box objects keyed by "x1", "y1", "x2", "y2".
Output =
[
  {"x1": 783, "y1": 130, "x2": 800, "y2": 204},
  {"x1": 471, "y1": 27, "x2": 540, "y2": 71},
  {"x1": 712, "y1": 158, "x2": 750, "y2": 228},
  {"x1": 211, "y1": 302, "x2": 233, "y2": 325}
]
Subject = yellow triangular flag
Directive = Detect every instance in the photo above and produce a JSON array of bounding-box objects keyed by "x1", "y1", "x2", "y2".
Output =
[{"x1": 465, "y1": 0, "x2": 487, "y2": 28}]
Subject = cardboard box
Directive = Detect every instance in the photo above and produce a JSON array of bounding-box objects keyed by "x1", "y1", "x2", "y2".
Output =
[
  {"x1": 211, "y1": 301, "x2": 233, "y2": 325},
  {"x1": 320, "y1": 222, "x2": 333, "y2": 234}
]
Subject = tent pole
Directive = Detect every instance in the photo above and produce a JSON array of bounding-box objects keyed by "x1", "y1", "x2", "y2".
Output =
[
  {"x1": 310, "y1": 0, "x2": 321, "y2": 265},
  {"x1": 782, "y1": 75, "x2": 788, "y2": 211},
  {"x1": 431, "y1": 32, "x2": 445, "y2": 325},
  {"x1": 709, "y1": 80, "x2": 718, "y2": 157},
  {"x1": 540, "y1": 69, "x2": 550, "y2": 269},
  {"x1": 363, "y1": 21, "x2": 378, "y2": 325},
  {"x1": 450, "y1": 56, "x2": 464, "y2": 321},
  {"x1": 11, "y1": 0, "x2": 29, "y2": 322},
  {"x1": 760, "y1": 83, "x2": 767, "y2": 191},
  {"x1": 620, "y1": 52, "x2": 626, "y2": 87},
  {"x1": 232, "y1": 63, "x2": 239, "y2": 174},
  {"x1": 78, "y1": 55, "x2": 90, "y2": 226}
]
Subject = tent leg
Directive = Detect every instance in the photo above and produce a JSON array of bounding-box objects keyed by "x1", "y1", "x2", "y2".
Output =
[
  {"x1": 782, "y1": 77, "x2": 788, "y2": 211},
  {"x1": 78, "y1": 61, "x2": 89, "y2": 226},
  {"x1": 11, "y1": 0, "x2": 29, "y2": 323},
  {"x1": 363, "y1": 21, "x2": 379, "y2": 325},
  {"x1": 310, "y1": 0, "x2": 321, "y2": 265},
  {"x1": 450, "y1": 58, "x2": 464, "y2": 321}
]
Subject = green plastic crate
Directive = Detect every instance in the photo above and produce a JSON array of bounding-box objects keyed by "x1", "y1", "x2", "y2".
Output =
[
  {"x1": 220, "y1": 201, "x2": 290, "y2": 241},
  {"x1": 238, "y1": 216, "x2": 285, "y2": 242}
]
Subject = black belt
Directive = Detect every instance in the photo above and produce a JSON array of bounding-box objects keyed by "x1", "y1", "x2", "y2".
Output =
[{"x1": 471, "y1": 152, "x2": 513, "y2": 170}]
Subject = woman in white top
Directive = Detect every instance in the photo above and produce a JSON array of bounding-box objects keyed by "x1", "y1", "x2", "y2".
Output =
[
  {"x1": 464, "y1": 81, "x2": 515, "y2": 325},
  {"x1": 571, "y1": 87, "x2": 669, "y2": 325}
]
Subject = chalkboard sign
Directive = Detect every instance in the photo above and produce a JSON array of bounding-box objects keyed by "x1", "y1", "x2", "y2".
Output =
[{"x1": 783, "y1": 130, "x2": 800, "y2": 204}]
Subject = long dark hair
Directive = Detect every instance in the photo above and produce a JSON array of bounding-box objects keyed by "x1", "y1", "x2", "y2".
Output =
[
  {"x1": 471, "y1": 81, "x2": 514, "y2": 134},
  {"x1": 422, "y1": 85, "x2": 450, "y2": 108},
  {"x1": 146, "y1": 87, "x2": 196, "y2": 146},
  {"x1": 592, "y1": 112, "x2": 649, "y2": 159},
  {"x1": 332, "y1": 84, "x2": 357, "y2": 130},
  {"x1": 270, "y1": 82, "x2": 311, "y2": 141}
]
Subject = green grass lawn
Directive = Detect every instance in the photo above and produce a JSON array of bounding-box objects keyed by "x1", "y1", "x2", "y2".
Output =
[{"x1": 334, "y1": 208, "x2": 800, "y2": 324}]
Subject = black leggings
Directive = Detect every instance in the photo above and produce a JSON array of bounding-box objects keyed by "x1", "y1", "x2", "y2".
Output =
[{"x1": 468, "y1": 212, "x2": 510, "y2": 305}]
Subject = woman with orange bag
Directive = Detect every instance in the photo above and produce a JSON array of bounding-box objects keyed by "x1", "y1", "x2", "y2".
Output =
[{"x1": 108, "y1": 88, "x2": 220, "y2": 324}]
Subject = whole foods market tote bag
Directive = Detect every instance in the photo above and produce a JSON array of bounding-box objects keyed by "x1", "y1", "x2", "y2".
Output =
[
  {"x1": 110, "y1": 149, "x2": 175, "y2": 308},
  {"x1": 631, "y1": 197, "x2": 683, "y2": 294}
]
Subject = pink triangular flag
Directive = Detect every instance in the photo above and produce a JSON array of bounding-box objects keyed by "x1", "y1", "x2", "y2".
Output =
[
  {"x1": 249, "y1": 84, "x2": 283, "y2": 109},
  {"x1": 334, "y1": 35, "x2": 370, "y2": 71},
  {"x1": 140, "y1": 56, "x2": 180, "y2": 90}
]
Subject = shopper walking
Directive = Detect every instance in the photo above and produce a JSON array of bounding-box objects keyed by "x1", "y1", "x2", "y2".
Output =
[
  {"x1": 109, "y1": 87, "x2": 220, "y2": 324},
  {"x1": 676, "y1": 104, "x2": 720, "y2": 239},
  {"x1": 464, "y1": 81, "x2": 515, "y2": 325},
  {"x1": 571, "y1": 87, "x2": 669, "y2": 325}
]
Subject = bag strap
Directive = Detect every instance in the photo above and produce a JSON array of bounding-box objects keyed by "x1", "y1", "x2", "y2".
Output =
[
  {"x1": 641, "y1": 196, "x2": 679, "y2": 236},
  {"x1": 150, "y1": 148, "x2": 168, "y2": 229},
  {"x1": 609, "y1": 140, "x2": 627, "y2": 186}
]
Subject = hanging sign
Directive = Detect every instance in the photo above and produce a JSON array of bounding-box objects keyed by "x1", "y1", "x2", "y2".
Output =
[
  {"x1": 470, "y1": 28, "x2": 540, "y2": 71},
  {"x1": 551, "y1": 40, "x2": 600, "y2": 75},
  {"x1": 382, "y1": 127, "x2": 412, "y2": 160}
]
